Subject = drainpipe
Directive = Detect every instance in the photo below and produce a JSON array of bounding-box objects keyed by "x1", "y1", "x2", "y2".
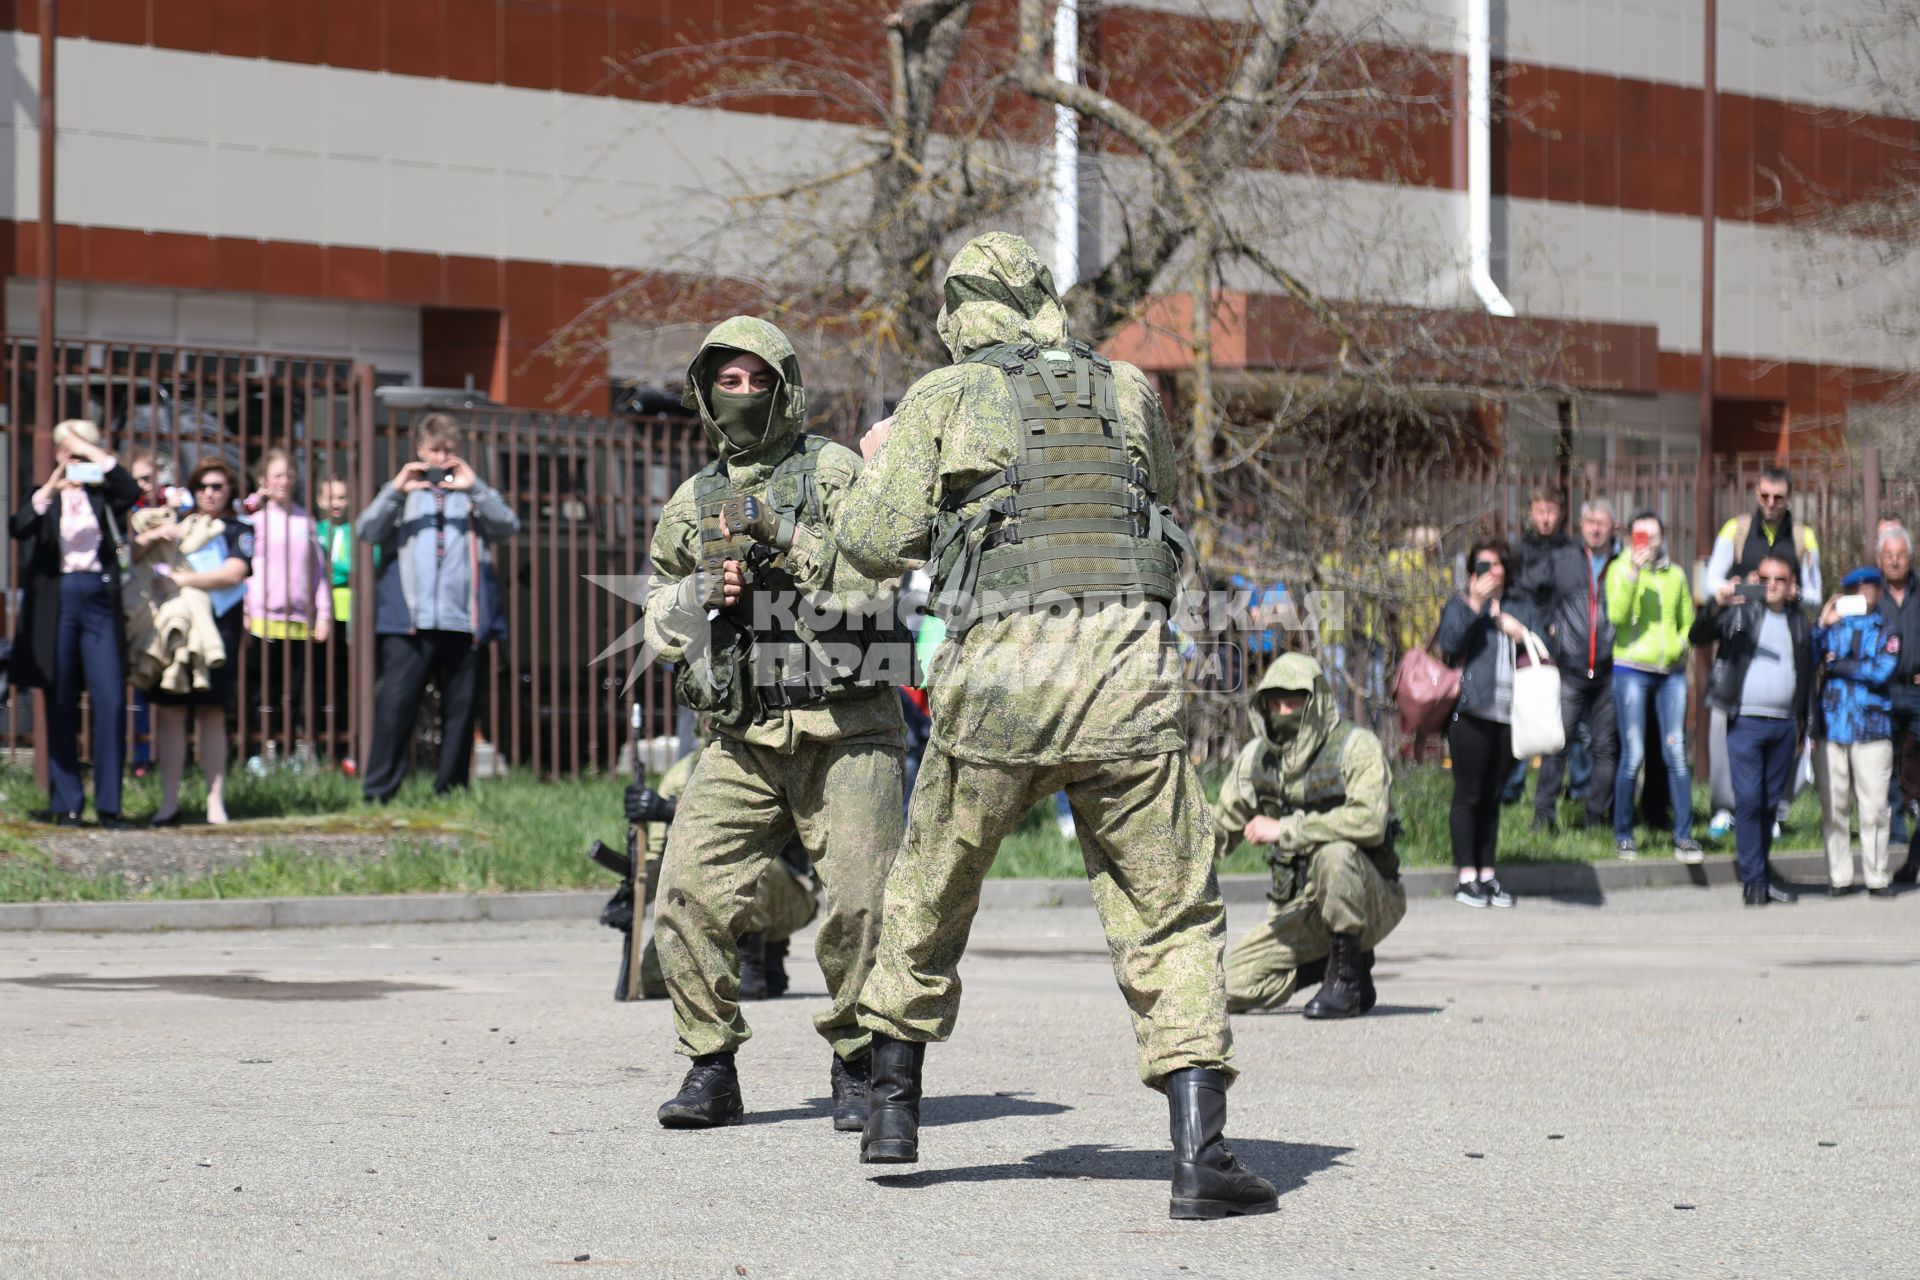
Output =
[
  {"x1": 1050, "y1": 0, "x2": 1079, "y2": 288},
  {"x1": 1692, "y1": 0, "x2": 1717, "y2": 777},
  {"x1": 1466, "y1": 0, "x2": 1514, "y2": 316}
]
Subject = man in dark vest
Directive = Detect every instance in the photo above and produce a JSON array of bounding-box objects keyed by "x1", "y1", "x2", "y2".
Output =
[
  {"x1": 1702, "y1": 466, "x2": 1823, "y2": 839},
  {"x1": 1212, "y1": 654, "x2": 1406, "y2": 1019}
]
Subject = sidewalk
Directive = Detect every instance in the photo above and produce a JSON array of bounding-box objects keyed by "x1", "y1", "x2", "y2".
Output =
[{"x1": 0, "y1": 851, "x2": 1833, "y2": 932}]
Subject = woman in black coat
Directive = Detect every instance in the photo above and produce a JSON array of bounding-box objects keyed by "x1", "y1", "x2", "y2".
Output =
[
  {"x1": 1437, "y1": 537, "x2": 1539, "y2": 908},
  {"x1": 8, "y1": 419, "x2": 140, "y2": 825}
]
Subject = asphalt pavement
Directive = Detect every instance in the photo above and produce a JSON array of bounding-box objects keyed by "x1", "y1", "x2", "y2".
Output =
[{"x1": 1, "y1": 883, "x2": 1914, "y2": 1279}]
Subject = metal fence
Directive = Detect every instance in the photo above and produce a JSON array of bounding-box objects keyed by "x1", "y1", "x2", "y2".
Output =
[
  {"x1": 1, "y1": 336, "x2": 705, "y2": 781},
  {"x1": 6, "y1": 333, "x2": 1918, "y2": 780},
  {"x1": 1188, "y1": 446, "x2": 1920, "y2": 763}
]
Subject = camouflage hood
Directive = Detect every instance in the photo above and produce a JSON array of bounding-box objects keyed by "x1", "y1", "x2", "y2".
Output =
[
  {"x1": 1250, "y1": 653, "x2": 1339, "y2": 779},
  {"x1": 935, "y1": 232, "x2": 1072, "y2": 360},
  {"x1": 682, "y1": 316, "x2": 807, "y2": 475}
]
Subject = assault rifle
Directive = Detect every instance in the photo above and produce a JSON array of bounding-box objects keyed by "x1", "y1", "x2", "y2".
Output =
[{"x1": 589, "y1": 702, "x2": 649, "y2": 1001}]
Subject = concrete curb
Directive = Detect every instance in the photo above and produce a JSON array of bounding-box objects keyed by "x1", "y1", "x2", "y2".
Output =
[{"x1": 0, "y1": 853, "x2": 1836, "y2": 933}]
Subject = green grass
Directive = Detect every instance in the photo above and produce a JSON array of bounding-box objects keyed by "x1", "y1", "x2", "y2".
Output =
[
  {"x1": 0, "y1": 761, "x2": 630, "y2": 904},
  {"x1": 0, "y1": 755, "x2": 1831, "y2": 903}
]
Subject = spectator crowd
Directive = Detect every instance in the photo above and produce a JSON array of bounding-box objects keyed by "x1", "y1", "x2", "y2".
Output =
[
  {"x1": 7, "y1": 413, "x2": 520, "y2": 825},
  {"x1": 1416, "y1": 471, "x2": 1918, "y2": 906},
  {"x1": 8, "y1": 416, "x2": 1918, "y2": 911}
]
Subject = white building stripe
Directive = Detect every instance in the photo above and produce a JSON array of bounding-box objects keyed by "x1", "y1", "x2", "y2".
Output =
[{"x1": 4, "y1": 32, "x2": 1916, "y2": 374}]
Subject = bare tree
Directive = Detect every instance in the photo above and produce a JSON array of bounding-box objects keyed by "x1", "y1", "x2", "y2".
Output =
[
  {"x1": 1767, "y1": 0, "x2": 1920, "y2": 474},
  {"x1": 551, "y1": 0, "x2": 1579, "y2": 748}
]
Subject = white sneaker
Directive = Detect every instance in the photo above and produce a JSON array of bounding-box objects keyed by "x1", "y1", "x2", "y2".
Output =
[{"x1": 1672, "y1": 838, "x2": 1705, "y2": 865}]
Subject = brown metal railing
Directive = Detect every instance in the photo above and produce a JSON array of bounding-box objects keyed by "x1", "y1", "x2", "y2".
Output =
[
  {"x1": 7, "y1": 336, "x2": 1917, "y2": 781},
  {"x1": 3, "y1": 336, "x2": 707, "y2": 782},
  {"x1": 360, "y1": 397, "x2": 704, "y2": 776}
]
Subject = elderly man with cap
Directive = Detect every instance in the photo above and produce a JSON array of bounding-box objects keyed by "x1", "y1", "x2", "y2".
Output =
[
  {"x1": 1212, "y1": 653, "x2": 1407, "y2": 1018},
  {"x1": 1813, "y1": 566, "x2": 1903, "y2": 896}
]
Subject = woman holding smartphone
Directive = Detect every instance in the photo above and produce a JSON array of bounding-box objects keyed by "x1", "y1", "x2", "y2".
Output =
[
  {"x1": 1605, "y1": 510, "x2": 1700, "y2": 861},
  {"x1": 7, "y1": 419, "x2": 141, "y2": 825},
  {"x1": 1437, "y1": 538, "x2": 1538, "y2": 906}
]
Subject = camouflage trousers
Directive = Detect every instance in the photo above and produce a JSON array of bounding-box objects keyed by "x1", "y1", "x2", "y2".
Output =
[
  {"x1": 639, "y1": 850, "x2": 819, "y2": 1000},
  {"x1": 857, "y1": 745, "x2": 1233, "y2": 1089},
  {"x1": 1225, "y1": 841, "x2": 1407, "y2": 1013},
  {"x1": 656, "y1": 736, "x2": 903, "y2": 1061}
]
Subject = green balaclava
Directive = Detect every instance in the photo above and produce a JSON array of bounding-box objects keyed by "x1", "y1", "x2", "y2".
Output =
[
  {"x1": 1263, "y1": 690, "x2": 1307, "y2": 744},
  {"x1": 703, "y1": 352, "x2": 781, "y2": 454}
]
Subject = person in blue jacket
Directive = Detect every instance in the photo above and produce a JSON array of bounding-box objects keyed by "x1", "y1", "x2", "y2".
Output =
[{"x1": 1812, "y1": 566, "x2": 1902, "y2": 896}]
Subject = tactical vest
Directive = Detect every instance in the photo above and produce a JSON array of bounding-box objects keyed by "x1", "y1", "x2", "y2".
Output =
[
  {"x1": 925, "y1": 341, "x2": 1195, "y2": 638},
  {"x1": 683, "y1": 436, "x2": 915, "y2": 722},
  {"x1": 1248, "y1": 720, "x2": 1400, "y2": 880},
  {"x1": 1251, "y1": 722, "x2": 1360, "y2": 820}
]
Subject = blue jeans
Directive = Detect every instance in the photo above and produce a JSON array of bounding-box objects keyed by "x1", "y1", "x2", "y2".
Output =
[
  {"x1": 48, "y1": 572, "x2": 126, "y2": 816},
  {"x1": 1567, "y1": 719, "x2": 1593, "y2": 800},
  {"x1": 1727, "y1": 714, "x2": 1797, "y2": 887},
  {"x1": 1613, "y1": 666, "x2": 1692, "y2": 842}
]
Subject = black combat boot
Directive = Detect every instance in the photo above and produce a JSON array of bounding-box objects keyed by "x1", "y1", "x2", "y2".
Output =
[
  {"x1": 830, "y1": 1051, "x2": 871, "y2": 1132},
  {"x1": 763, "y1": 939, "x2": 791, "y2": 997},
  {"x1": 737, "y1": 933, "x2": 768, "y2": 1001},
  {"x1": 1166, "y1": 1068, "x2": 1278, "y2": 1220},
  {"x1": 1359, "y1": 947, "x2": 1377, "y2": 1013},
  {"x1": 656, "y1": 1052, "x2": 744, "y2": 1129},
  {"x1": 859, "y1": 1034, "x2": 925, "y2": 1164},
  {"x1": 1302, "y1": 931, "x2": 1374, "y2": 1020}
]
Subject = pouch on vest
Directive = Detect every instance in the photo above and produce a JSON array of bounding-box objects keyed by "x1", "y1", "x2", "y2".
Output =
[{"x1": 673, "y1": 614, "x2": 759, "y2": 730}]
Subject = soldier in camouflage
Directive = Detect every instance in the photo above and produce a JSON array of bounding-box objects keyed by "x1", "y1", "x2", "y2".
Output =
[
  {"x1": 1213, "y1": 653, "x2": 1406, "y2": 1018},
  {"x1": 642, "y1": 317, "x2": 907, "y2": 1133},
  {"x1": 624, "y1": 750, "x2": 821, "y2": 1001},
  {"x1": 833, "y1": 233, "x2": 1276, "y2": 1220}
]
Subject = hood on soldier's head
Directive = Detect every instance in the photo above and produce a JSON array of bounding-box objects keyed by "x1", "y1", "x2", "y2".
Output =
[
  {"x1": 1249, "y1": 653, "x2": 1340, "y2": 774},
  {"x1": 682, "y1": 316, "x2": 807, "y2": 464},
  {"x1": 935, "y1": 233, "x2": 1072, "y2": 361}
]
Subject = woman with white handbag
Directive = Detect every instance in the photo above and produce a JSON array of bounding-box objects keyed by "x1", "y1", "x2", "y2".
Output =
[{"x1": 1437, "y1": 539, "x2": 1545, "y2": 907}]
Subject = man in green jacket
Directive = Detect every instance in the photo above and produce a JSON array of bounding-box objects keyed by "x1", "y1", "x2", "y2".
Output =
[
  {"x1": 1213, "y1": 654, "x2": 1405, "y2": 1018},
  {"x1": 832, "y1": 233, "x2": 1275, "y2": 1221},
  {"x1": 1605, "y1": 509, "x2": 1702, "y2": 861},
  {"x1": 641, "y1": 317, "x2": 907, "y2": 1133}
]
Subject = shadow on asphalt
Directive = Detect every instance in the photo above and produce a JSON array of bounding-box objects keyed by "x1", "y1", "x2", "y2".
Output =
[
  {"x1": 869, "y1": 1138, "x2": 1351, "y2": 1196},
  {"x1": 748, "y1": 1091, "x2": 1072, "y2": 1128},
  {"x1": 2, "y1": 972, "x2": 446, "y2": 1002},
  {"x1": 1237, "y1": 1003, "x2": 1444, "y2": 1019}
]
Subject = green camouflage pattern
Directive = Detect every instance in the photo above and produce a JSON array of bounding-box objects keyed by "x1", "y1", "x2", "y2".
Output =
[
  {"x1": 655, "y1": 735, "x2": 904, "y2": 1062},
  {"x1": 857, "y1": 742, "x2": 1234, "y2": 1089},
  {"x1": 641, "y1": 316, "x2": 904, "y2": 754},
  {"x1": 1222, "y1": 841, "x2": 1406, "y2": 1012},
  {"x1": 634, "y1": 753, "x2": 821, "y2": 997},
  {"x1": 834, "y1": 233, "x2": 1188, "y2": 766},
  {"x1": 1212, "y1": 655, "x2": 1405, "y2": 1012}
]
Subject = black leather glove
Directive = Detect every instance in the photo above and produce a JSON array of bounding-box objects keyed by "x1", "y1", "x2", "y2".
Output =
[{"x1": 624, "y1": 784, "x2": 676, "y2": 825}]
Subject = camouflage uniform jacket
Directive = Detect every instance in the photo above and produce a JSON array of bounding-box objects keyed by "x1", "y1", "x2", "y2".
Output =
[
  {"x1": 1213, "y1": 653, "x2": 1397, "y2": 879},
  {"x1": 832, "y1": 233, "x2": 1188, "y2": 766},
  {"x1": 641, "y1": 317, "x2": 903, "y2": 754}
]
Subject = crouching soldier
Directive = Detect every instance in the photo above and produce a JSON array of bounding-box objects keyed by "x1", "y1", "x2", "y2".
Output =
[
  {"x1": 625, "y1": 752, "x2": 822, "y2": 1000},
  {"x1": 1213, "y1": 654, "x2": 1406, "y2": 1018}
]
